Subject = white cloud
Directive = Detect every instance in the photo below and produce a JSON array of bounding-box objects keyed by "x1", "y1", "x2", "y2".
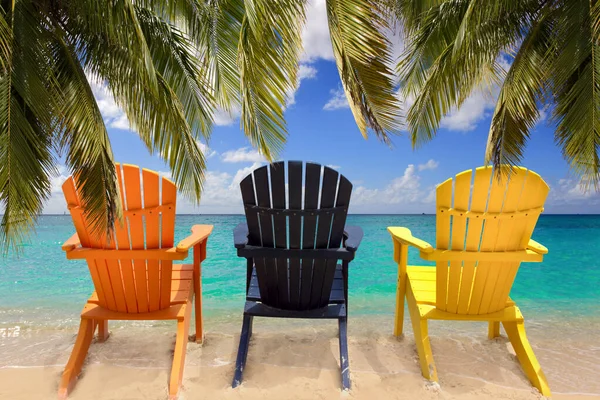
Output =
[
  {"x1": 440, "y1": 89, "x2": 496, "y2": 132},
  {"x1": 550, "y1": 179, "x2": 595, "y2": 202},
  {"x1": 42, "y1": 165, "x2": 72, "y2": 214},
  {"x1": 38, "y1": 161, "x2": 600, "y2": 215},
  {"x1": 418, "y1": 159, "x2": 439, "y2": 171},
  {"x1": 221, "y1": 147, "x2": 266, "y2": 163},
  {"x1": 86, "y1": 74, "x2": 132, "y2": 131},
  {"x1": 323, "y1": 88, "x2": 349, "y2": 111},
  {"x1": 197, "y1": 141, "x2": 217, "y2": 158},
  {"x1": 298, "y1": 64, "x2": 318, "y2": 80},
  {"x1": 326, "y1": 164, "x2": 341, "y2": 170},
  {"x1": 287, "y1": 64, "x2": 318, "y2": 107},
  {"x1": 301, "y1": 0, "x2": 333, "y2": 62},
  {"x1": 350, "y1": 164, "x2": 436, "y2": 213},
  {"x1": 177, "y1": 163, "x2": 264, "y2": 213},
  {"x1": 213, "y1": 106, "x2": 241, "y2": 127},
  {"x1": 231, "y1": 162, "x2": 263, "y2": 188}
]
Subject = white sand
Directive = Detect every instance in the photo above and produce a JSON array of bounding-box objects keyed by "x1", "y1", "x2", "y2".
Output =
[{"x1": 0, "y1": 320, "x2": 598, "y2": 399}]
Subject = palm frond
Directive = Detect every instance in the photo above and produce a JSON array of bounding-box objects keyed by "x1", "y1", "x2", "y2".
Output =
[
  {"x1": 327, "y1": 0, "x2": 401, "y2": 143},
  {"x1": 51, "y1": 26, "x2": 121, "y2": 238},
  {"x1": 238, "y1": 0, "x2": 305, "y2": 159},
  {"x1": 551, "y1": 0, "x2": 600, "y2": 188},
  {"x1": 0, "y1": 3, "x2": 56, "y2": 252},
  {"x1": 399, "y1": 0, "x2": 533, "y2": 147},
  {"x1": 485, "y1": 6, "x2": 554, "y2": 168}
]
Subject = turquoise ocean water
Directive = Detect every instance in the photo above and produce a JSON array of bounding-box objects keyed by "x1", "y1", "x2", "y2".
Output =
[{"x1": 0, "y1": 214, "x2": 599, "y2": 394}]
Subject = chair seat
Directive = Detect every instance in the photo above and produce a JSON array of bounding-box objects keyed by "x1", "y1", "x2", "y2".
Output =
[
  {"x1": 407, "y1": 266, "x2": 515, "y2": 307},
  {"x1": 246, "y1": 264, "x2": 345, "y2": 304},
  {"x1": 88, "y1": 264, "x2": 194, "y2": 306}
]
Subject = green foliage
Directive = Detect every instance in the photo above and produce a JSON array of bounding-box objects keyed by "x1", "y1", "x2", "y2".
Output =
[
  {"x1": 0, "y1": 0, "x2": 401, "y2": 251},
  {"x1": 392, "y1": 0, "x2": 600, "y2": 187}
]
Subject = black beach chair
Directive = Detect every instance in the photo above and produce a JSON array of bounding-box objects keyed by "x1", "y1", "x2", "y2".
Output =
[{"x1": 232, "y1": 161, "x2": 363, "y2": 390}]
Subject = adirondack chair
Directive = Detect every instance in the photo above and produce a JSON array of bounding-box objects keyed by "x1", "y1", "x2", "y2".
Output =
[
  {"x1": 58, "y1": 163, "x2": 213, "y2": 400},
  {"x1": 388, "y1": 166, "x2": 551, "y2": 396},
  {"x1": 232, "y1": 161, "x2": 363, "y2": 390}
]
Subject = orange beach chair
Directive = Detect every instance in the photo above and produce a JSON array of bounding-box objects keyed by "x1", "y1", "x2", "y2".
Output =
[{"x1": 58, "y1": 164, "x2": 212, "y2": 399}]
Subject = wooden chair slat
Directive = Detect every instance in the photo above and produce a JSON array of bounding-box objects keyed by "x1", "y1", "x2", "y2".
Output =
[
  {"x1": 105, "y1": 231, "x2": 128, "y2": 313},
  {"x1": 312, "y1": 167, "x2": 339, "y2": 309},
  {"x1": 484, "y1": 168, "x2": 527, "y2": 313},
  {"x1": 254, "y1": 166, "x2": 278, "y2": 306},
  {"x1": 457, "y1": 167, "x2": 492, "y2": 314},
  {"x1": 143, "y1": 169, "x2": 161, "y2": 312},
  {"x1": 123, "y1": 165, "x2": 149, "y2": 313},
  {"x1": 287, "y1": 161, "x2": 303, "y2": 308},
  {"x1": 435, "y1": 178, "x2": 452, "y2": 310},
  {"x1": 270, "y1": 162, "x2": 289, "y2": 307},
  {"x1": 299, "y1": 163, "x2": 321, "y2": 309},
  {"x1": 114, "y1": 165, "x2": 138, "y2": 313},
  {"x1": 469, "y1": 168, "x2": 507, "y2": 315},
  {"x1": 446, "y1": 170, "x2": 471, "y2": 313},
  {"x1": 160, "y1": 177, "x2": 176, "y2": 310}
]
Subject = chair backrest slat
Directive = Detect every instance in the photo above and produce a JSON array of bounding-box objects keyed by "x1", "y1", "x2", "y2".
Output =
[
  {"x1": 241, "y1": 161, "x2": 353, "y2": 311},
  {"x1": 142, "y1": 168, "x2": 161, "y2": 312},
  {"x1": 123, "y1": 164, "x2": 150, "y2": 313},
  {"x1": 270, "y1": 162, "x2": 289, "y2": 307},
  {"x1": 287, "y1": 161, "x2": 303, "y2": 308},
  {"x1": 159, "y1": 174, "x2": 177, "y2": 310},
  {"x1": 62, "y1": 163, "x2": 178, "y2": 313},
  {"x1": 114, "y1": 165, "x2": 138, "y2": 312},
  {"x1": 299, "y1": 163, "x2": 321, "y2": 309},
  {"x1": 435, "y1": 166, "x2": 549, "y2": 315},
  {"x1": 311, "y1": 167, "x2": 339, "y2": 308}
]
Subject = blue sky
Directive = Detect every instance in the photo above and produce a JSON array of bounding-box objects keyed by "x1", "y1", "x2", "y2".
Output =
[{"x1": 44, "y1": 0, "x2": 599, "y2": 214}]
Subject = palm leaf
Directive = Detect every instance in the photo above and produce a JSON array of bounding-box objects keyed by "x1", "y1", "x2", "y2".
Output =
[
  {"x1": 485, "y1": 7, "x2": 554, "y2": 168},
  {"x1": 551, "y1": 0, "x2": 600, "y2": 188},
  {"x1": 51, "y1": 26, "x2": 121, "y2": 238},
  {"x1": 0, "y1": 3, "x2": 56, "y2": 252},
  {"x1": 327, "y1": 0, "x2": 401, "y2": 143},
  {"x1": 238, "y1": 0, "x2": 305, "y2": 159}
]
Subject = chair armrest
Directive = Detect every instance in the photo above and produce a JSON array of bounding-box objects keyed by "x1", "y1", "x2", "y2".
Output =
[
  {"x1": 62, "y1": 233, "x2": 81, "y2": 252},
  {"x1": 176, "y1": 225, "x2": 213, "y2": 253},
  {"x1": 233, "y1": 223, "x2": 249, "y2": 249},
  {"x1": 65, "y1": 247, "x2": 187, "y2": 260},
  {"x1": 527, "y1": 239, "x2": 548, "y2": 255},
  {"x1": 237, "y1": 246, "x2": 356, "y2": 260},
  {"x1": 343, "y1": 226, "x2": 363, "y2": 252},
  {"x1": 387, "y1": 227, "x2": 434, "y2": 253}
]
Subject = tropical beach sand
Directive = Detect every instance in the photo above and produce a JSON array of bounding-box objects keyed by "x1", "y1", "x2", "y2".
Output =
[{"x1": 0, "y1": 318, "x2": 597, "y2": 400}]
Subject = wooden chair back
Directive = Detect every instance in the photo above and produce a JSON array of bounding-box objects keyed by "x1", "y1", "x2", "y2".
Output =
[
  {"x1": 240, "y1": 161, "x2": 352, "y2": 310},
  {"x1": 62, "y1": 163, "x2": 177, "y2": 313},
  {"x1": 434, "y1": 166, "x2": 549, "y2": 315}
]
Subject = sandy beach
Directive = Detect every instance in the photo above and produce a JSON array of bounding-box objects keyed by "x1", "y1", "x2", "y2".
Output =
[{"x1": 1, "y1": 317, "x2": 598, "y2": 400}]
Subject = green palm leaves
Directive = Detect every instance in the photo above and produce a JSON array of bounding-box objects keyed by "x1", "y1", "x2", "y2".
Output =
[
  {"x1": 0, "y1": 0, "x2": 401, "y2": 251},
  {"x1": 393, "y1": 0, "x2": 600, "y2": 187}
]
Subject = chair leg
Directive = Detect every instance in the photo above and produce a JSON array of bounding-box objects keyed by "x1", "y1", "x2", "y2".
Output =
[
  {"x1": 407, "y1": 288, "x2": 438, "y2": 381},
  {"x1": 394, "y1": 270, "x2": 407, "y2": 337},
  {"x1": 232, "y1": 314, "x2": 253, "y2": 388},
  {"x1": 96, "y1": 320, "x2": 109, "y2": 342},
  {"x1": 503, "y1": 321, "x2": 551, "y2": 397},
  {"x1": 193, "y1": 246, "x2": 204, "y2": 344},
  {"x1": 169, "y1": 303, "x2": 192, "y2": 400},
  {"x1": 58, "y1": 318, "x2": 95, "y2": 399},
  {"x1": 488, "y1": 321, "x2": 501, "y2": 339},
  {"x1": 338, "y1": 317, "x2": 351, "y2": 391}
]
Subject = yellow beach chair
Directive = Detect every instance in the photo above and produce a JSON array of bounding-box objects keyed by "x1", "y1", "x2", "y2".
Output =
[
  {"x1": 58, "y1": 164, "x2": 213, "y2": 399},
  {"x1": 388, "y1": 166, "x2": 551, "y2": 396}
]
